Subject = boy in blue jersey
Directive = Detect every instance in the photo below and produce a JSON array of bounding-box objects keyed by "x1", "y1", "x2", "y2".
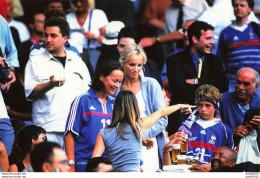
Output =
[{"x1": 179, "y1": 84, "x2": 233, "y2": 165}]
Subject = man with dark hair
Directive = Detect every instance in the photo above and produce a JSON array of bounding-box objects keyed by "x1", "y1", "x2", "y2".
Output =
[
  {"x1": 24, "y1": 18, "x2": 91, "y2": 147},
  {"x1": 217, "y1": 0, "x2": 260, "y2": 97},
  {"x1": 44, "y1": 0, "x2": 64, "y2": 14},
  {"x1": 85, "y1": 157, "x2": 113, "y2": 172},
  {"x1": 166, "y1": 20, "x2": 229, "y2": 135},
  {"x1": 30, "y1": 142, "x2": 70, "y2": 172}
]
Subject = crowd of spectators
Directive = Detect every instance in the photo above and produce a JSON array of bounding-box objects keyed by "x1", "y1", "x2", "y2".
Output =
[{"x1": 0, "y1": 0, "x2": 259, "y2": 173}]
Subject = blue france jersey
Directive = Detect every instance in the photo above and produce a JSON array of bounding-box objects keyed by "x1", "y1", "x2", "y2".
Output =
[
  {"x1": 65, "y1": 88, "x2": 114, "y2": 163},
  {"x1": 186, "y1": 119, "x2": 233, "y2": 165}
]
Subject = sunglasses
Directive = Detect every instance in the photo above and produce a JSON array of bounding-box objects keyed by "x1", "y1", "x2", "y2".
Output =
[{"x1": 38, "y1": 135, "x2": 48, "y2": 142}]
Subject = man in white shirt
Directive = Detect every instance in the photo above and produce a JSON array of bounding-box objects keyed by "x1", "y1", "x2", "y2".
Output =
[{"x1": 24, "y1": 18, "x2": 91, "y2": 147}]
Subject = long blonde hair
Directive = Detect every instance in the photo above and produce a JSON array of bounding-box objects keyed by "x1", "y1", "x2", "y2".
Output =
[{"x1": 106, "y1": 90, "x2": 141, "y2": 140}]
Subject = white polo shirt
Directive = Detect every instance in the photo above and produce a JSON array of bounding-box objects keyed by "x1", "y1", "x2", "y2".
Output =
[{"x1": 24, "y1": 49, "x2": 91, "y2": 132}]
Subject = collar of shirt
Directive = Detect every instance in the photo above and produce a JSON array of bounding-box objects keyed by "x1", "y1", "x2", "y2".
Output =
[
  {"x1": 45, "y1": 49, "x2": 74, "y2": 62},
  {"x1": 237, "y1": 102, "x2": 250, "y2": 113},
  {"x1": 88, "y1": 88, "x2": 113, "y2": 103},
  {"x1": 189, "y1": 49, "x2": 205, "y2": 70}
]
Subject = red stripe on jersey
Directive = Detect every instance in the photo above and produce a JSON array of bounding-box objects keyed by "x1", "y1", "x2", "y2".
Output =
[
  {"x1": 84, "y1": 112, "x2": 112, "y2": 117},
  {"x1": 189, "y1": 141, "x2": 218, "y2": 152},
  {"x1": 228, "y1": 40, "x2": 260, "y2": 49}
]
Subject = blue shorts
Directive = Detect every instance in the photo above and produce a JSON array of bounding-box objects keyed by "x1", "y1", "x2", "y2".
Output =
[{"x1": 0, "y1": 118, "x2": 15, "y2": 155}]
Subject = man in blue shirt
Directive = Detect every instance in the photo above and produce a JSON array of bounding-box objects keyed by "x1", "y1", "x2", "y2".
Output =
[{"x1": 220, "y1": 67, "x2": 260, "y2": 144}]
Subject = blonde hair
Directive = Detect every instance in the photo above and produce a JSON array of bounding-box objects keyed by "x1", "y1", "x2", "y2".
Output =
[{"x1": 120, "y1": 43, "x2": 147, "y2": 64}]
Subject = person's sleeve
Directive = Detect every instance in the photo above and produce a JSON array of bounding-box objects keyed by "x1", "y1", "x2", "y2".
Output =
[
  {"x1": 78, "y1": 56, "x2": 91, "y2": 91},
  {"x1": 143, "y1": 79, "x2": 168, "y2": 138},
  {"x1": 216, "y1": 30, "x2": 227, "y2": 66},
  {"x1": 167, "y1": 55, "x2": 196, "y2": 96},
  {"x1": 64, "y1": 96, "x2": 83, "y2": 137},
  {"x1": 24, "y1": 59, "x2": 40, "y2": 100},
  {"x1": 96, "y1": 9, "x2": 109, "y2": 29},
  {"x1": 226, "y1": 125, "x2": 234, "y2": 149},
  {"x1": 2, "y1": 18, "x2": 19, "y2": 67}
]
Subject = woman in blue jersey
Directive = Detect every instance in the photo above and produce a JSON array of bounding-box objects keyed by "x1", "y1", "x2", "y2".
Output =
[
  {"x1": 64, "y1": 60, "x2": 124, "y2": 172},
  {"x1": 92, "y1": 90, "x2": 194, "y2": 172}
]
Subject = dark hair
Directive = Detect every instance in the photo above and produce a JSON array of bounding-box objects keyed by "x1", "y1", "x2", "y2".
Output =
[
  {"x1": 44, "y1": 17, "x2": 69, "y2": 37},
  {"x1": 117, "y1": 26, "x2": 140, "y2": 44},
  {"x1": 188, "y1": 21, "x2": 214, "y2": 46},
  {"x1": 89, "y1": 60, "x2": 123, "y2": 91},
  {"x1": 30, "y1": 142, "x2": 61, "y2": 172},
  {"x1": 85, "y1": 157, "x2": 112, "y2": 172},
  {"x1": 231, "y1": 0, "x2": 254, "y2": 9},
  {"x1": 106, "y1": 90, "x2": 141, "y2": 140},
  {"x1": 45, "y1": 9, "x2": 66, "y2": 21},
  {"x1": 9, "y1": 125, "x2": 46, "y2": 165},
  {"x1": 28, "y1": 11, "x2": 45, "y2": 24},
  {"x1": 45, "y1": 0, "x2": 63, "y2": 6}
]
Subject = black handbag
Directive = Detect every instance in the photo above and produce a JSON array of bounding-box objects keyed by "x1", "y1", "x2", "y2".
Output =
[{"x1": 0, "y1": 47, "x2": 11, "y2": 83}]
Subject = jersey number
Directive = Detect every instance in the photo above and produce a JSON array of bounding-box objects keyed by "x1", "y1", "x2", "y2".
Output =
[{"x1": 101, "y1": 119, "x2": 111, "y2": 128}]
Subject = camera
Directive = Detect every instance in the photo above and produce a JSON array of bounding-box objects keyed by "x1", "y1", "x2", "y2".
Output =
[{"x1": 0, "y1": 61, "x2": 11, "y2": 84}]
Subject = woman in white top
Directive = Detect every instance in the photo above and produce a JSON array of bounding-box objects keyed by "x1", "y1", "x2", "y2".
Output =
[{"x1": 66, "y1": 0, "x2": 108, "y2": 71}]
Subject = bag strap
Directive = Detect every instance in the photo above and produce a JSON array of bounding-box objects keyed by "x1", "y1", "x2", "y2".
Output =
[
  {"x1": 251, "y1": 22, "x2": 260, "y2": 40},
  {"x1": 87, "y1": 9, "x2": 93, "y2": 49}
]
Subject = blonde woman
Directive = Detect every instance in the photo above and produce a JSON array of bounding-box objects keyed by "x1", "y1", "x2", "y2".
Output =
[{"x1": 115, "y1": 43, "x2": 166, "y2": 171}]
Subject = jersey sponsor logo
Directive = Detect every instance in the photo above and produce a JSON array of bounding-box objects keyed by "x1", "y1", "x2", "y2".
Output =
[
  {"x1": 200, "y1": 130, "x2": 206, "y2": 135},
  {"x1": 89, "y1": 106, "x2": 96, "y2": 110},
  {"x1": 233, "y1": 35, "x2": 239, "y2": 41},
  {"x1": 208, "y1": 135, "x2": 216, "y2": 145}
]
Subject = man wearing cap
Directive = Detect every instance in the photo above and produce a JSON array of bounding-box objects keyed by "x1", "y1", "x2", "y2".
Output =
[
  {"x1": 179, "y1": 84, "x2": 233, "y2": 165},
  {"x1": 95, "y1": 21, "x2": 125, "y2": 70}
]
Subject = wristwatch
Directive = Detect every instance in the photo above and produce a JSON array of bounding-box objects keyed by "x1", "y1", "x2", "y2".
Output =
[
  {"x1": 193, "y1": 78, "x2": 196, "y2": 85},
  {"x1": 68, "y1": 160, "x2": 75, "y2": 166}
]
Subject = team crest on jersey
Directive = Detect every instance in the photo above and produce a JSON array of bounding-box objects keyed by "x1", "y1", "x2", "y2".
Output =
[
  {"x1": 209, "y1": 135, "x2": 216, "y2": 145},
  {"x1": 249, "y1": 32, "x2": 254, "y2": 40}
]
